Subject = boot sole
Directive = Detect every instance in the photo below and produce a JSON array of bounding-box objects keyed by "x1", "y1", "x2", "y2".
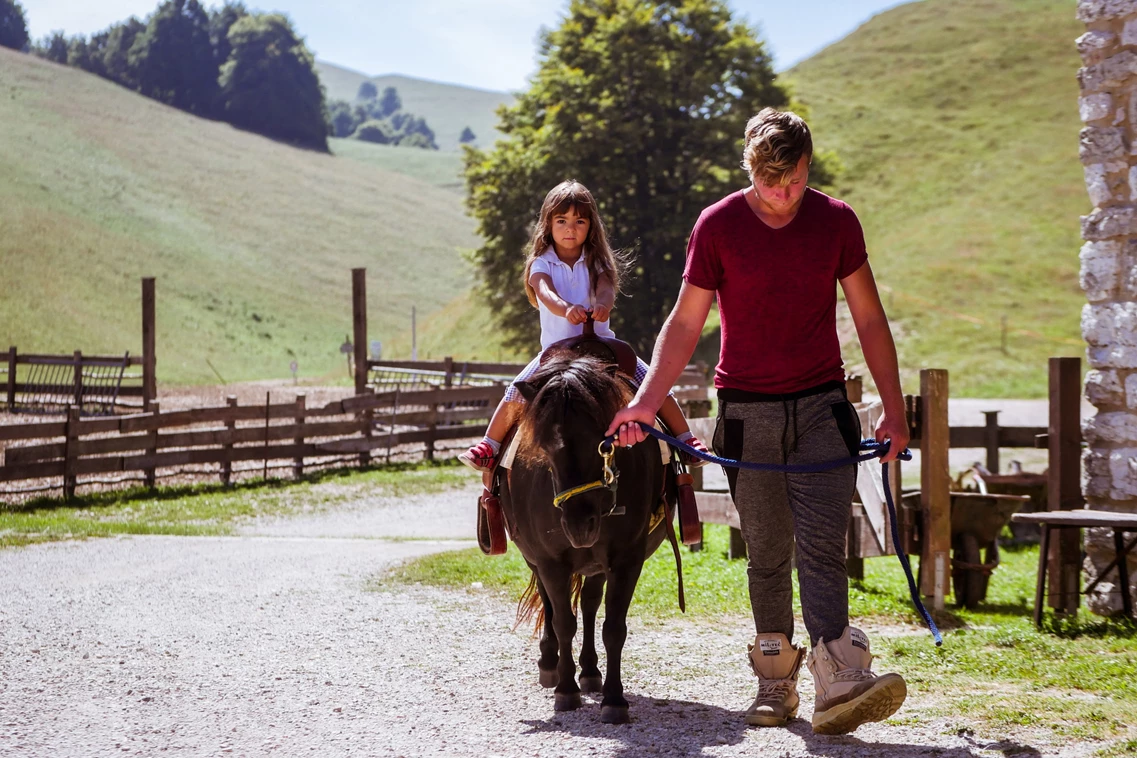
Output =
[
  {"x1": 812, "y1": 676, "x2": 906, "y2": 735},
  {"x1": 745, "y1": 705, "x2": 798, "y2": 727}
]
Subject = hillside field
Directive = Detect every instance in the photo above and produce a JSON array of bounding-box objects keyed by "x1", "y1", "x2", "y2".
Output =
[
  {"x1": 315, "y1": 61, "x2": 513, "y2": 151},
  {"x1": 0, "y1": 49, "x2": 522, "y2": 386},
  {"x1": 787, "y1": 0, "x2": 1087, "y2": 396}
]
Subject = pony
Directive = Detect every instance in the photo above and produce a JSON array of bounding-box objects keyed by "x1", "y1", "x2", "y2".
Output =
[{"x1": 501, "y1": 348, "x2": 678, "y2": 724}]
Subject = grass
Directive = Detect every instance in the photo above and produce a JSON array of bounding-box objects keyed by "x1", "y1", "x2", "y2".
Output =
[
  {"x1": 330, "y1": 138, "x2": 465, "y2": 192},
  {"x1": 786, "y1": 0, "x2": 1086, "y2": 397},
  {"x1": 0, "y1": 49, "x2": 512, "y2": 385},
  {"x1": 0, "y1": 460, "x2": 468, "y2": 548},
  {"x1": 387, "y1": 524, "x2": 1137, "y2": 747},
  {"x1": 315, "y1": 62, "x2": 514, "y2": 151}
]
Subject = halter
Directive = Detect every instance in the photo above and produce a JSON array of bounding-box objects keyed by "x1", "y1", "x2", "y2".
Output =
[{"x1": 550, "y1": 439, "x2": 622, "y2": 514}]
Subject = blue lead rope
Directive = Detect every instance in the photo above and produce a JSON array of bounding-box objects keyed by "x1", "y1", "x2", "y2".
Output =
[{"x1": 611, "y1": 422, "x2": 943, "y2": 646}]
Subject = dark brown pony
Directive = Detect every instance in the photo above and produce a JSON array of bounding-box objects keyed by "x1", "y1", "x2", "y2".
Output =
[{"x1": 503, "y1": 349, "x2": 673, "y2": 724}]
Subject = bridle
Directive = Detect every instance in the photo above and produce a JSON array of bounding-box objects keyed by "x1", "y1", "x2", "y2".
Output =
[{"x1": 550, "y1": 438, "x2": 624, "y2": 516}]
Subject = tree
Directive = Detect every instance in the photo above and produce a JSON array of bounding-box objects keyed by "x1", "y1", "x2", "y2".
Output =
[
  {"x1": 353, "y1": 119, "x2": 395, "y2": 144},
  {"x1": 0, "y1": 0, "x2": 29, "y2": 51},
  {"x1": 101, "y1": 18, "x2": 146, "y2": 87},
  {"x1": 378, "y1": 86, "x2": 400, "y2": 118},
  {"x1": 464, "y1": 0, "x2": 796, "y2": 354},
  {"x1": 129, "y1": 0, "x2": 218, "y2": 116},
  {"x1": 326, "y1": 99, "x2": 361, "y2": 137},
  {"x1": 218, "y1": 13, "x2": 328, "y2": 151},
  {"x1": 208, "y1": 1, "x2": 247, "y2": 69},
  {"x1": 459, "y1": 126, "x2": 476, "y2": 144},
  {"x1": 35, "y1": 31, "x2": 69, "y2": 63},
  {"x1": 357, "y1": 81, "x2": 377, "y2": 101}
]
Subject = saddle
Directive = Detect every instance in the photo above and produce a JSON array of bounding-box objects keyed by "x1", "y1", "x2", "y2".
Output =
[{"x1": 476, "y1": 316, "x2": 701, "y2": 555}]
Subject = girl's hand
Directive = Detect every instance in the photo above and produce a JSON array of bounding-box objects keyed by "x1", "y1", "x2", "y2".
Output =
[
  {"x1": 565, "y1": 304, "x2": 589, "y2": 325},
  {"x1": 591, "y1": 304, "x2": 611, "y2": 322}
]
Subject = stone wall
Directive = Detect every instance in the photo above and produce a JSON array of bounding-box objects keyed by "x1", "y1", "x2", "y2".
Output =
[{"x1": 1078, "y1": 0, "x2": 1137, "y2": 615}]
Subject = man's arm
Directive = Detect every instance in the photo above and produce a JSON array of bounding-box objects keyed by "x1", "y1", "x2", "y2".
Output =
[
  {"x1": 605, "y1": 282, "x2": 716, "y2": 444},
  {"x1": 840, "y1": 261, "x2": 909, "y2": 463}
]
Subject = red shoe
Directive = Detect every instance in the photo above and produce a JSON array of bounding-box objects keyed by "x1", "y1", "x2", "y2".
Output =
[
  {"x1": 458, "y1": 440, "x2": 498, "y2": 473},
  {"x1": 679, "y1": 435, "x2": 709, "y2": 469}
]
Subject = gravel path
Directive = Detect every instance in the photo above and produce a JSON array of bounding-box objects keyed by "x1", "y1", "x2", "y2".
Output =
[{"x1": 0, "y1": 482, "x2": 1094, "y2": 757}]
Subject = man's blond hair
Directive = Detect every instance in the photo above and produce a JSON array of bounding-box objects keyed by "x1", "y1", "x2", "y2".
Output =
[{"x1": 741, "y1": 108, "x2": 813, "y2": 187}]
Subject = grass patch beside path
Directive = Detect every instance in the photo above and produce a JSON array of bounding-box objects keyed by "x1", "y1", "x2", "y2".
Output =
[
  {"x1": 0, "y1": 461, "x2": 468, "y2": 548},
  {"x1": 388, "y1": 525, "x2": 1137, "y2": 749}
]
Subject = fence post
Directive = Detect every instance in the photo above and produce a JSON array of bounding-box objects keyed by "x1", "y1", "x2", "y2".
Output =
[
  {"x1": 64, "y1": 405, "x2": 79, "y2": 500},
  {"x1": 294, "y1": 393, "x2": 306, "y2": 479},
  {"x1": 919, "y1": 368, "x2": 951, "y2": 609},
  {"x1": 983, "y1": 410, "x2": 1001, "y2": 474},
  {"x1": 443, "y1": 356, "x2": 454, "y2": 389},
  {"x1": 7, "y1": 346, "x2": 16, "y2": 410},
  {"x1": 221, "y1": 396, "x2": 237, "y2": 485},
  {"x1": 425, "y1": 403, "x2": 438, "y2": 461},
  {"x1": 145, "y1": 400, "x2": 160, "y2": 489},
  {"x1": 142, "y1": 277, "x2": 156, "y2": 412},
  {"x1": 72, "y1": 350, "x2": 83, "y2": 410},
  {"x1": 352, "y1": 268, "x2": 368, "y2": 396},
  {"x1": 1048, "y1": 356, "x2": 1082, "y2": 617}
]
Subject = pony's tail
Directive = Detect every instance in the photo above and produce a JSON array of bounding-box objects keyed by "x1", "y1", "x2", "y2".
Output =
[{"x1": 513, "y1": 571, "x2": 585, "y2": 638}]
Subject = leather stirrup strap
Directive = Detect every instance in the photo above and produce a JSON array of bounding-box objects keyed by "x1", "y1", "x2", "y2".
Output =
[{"x1": 662, "y1": 503, "x2": 686, "y2": 613}]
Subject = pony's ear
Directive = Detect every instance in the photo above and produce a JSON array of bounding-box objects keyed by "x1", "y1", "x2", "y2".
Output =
[{"x1": 514, "y1": 379, "x2": 541, "y2": 403}]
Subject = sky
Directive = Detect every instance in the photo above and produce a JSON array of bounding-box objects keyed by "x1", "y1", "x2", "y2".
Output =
[{"x1": 24, "y1": 0, "x2": 912, "y2": 92}]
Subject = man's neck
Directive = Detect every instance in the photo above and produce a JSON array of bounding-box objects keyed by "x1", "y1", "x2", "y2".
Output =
[{"x1": 744, "y1": 187, "x2": 803, "y2": 229}]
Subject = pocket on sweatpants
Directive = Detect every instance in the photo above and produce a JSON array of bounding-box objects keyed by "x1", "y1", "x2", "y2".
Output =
[
  {"x1": 715, "y1": 411, "x2": 744, "y2": 498},
  {"x1": 830, "y1": 401, "x2": 862, "y2": 457}
]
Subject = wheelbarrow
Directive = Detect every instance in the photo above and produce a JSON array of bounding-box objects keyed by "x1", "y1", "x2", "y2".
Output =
[{"x1": 899, "y1": 491, "x2": 1031, "y2": 609}]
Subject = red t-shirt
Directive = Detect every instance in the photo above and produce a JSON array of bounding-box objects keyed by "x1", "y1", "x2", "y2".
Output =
[{"x1": 683, "y1": 187, "x2": 868, "y2": 394}]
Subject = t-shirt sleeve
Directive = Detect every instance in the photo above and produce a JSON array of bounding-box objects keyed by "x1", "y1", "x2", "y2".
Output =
[
  {"x1": 837, "y1": 205, "x2": 868, "y2": 280},
  {"x1": 683, "y1": 211, "x2": 722, "y2": 290},
  {"x1": 528, "y1": 257, "x2": 552, "y2": 283}
]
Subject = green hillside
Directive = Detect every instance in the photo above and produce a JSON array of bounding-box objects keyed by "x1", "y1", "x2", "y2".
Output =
[
  {"x1": 315, "y1": 61, "x2": 513, "y2": 151},
  {"x1": 0, "y1": 49, "x2": 518, "y2": 386},
  {"x1": 329, "y1": 138, "x2": 464, "y2": 192},
  {"x1": 786, "y1": 0, "x2": 1086, "y2": 396}
]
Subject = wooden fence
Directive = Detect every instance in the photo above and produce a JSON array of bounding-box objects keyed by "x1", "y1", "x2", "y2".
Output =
[{"x1": 0, "y1": 385, "x2": 506, "y2": 498}]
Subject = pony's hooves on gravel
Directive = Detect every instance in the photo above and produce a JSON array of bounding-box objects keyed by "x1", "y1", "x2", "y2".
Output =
[
  {"x1": 554, "y1": 692, "x2": 582, "y2": 711},
  {"x1": 600, "y1": 705, "x2": 629, "y2": 724},
  {"x1": 539, "y1": 669, "x2": 559, "y2": 688},
  {"x1": 578, "y1": 675, "x2": 603, "y2": 693}
]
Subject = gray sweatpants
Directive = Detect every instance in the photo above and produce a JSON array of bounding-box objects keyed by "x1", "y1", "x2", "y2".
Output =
[{"x1": 711, "y1": 385, "x2": 861, "y2": 647}]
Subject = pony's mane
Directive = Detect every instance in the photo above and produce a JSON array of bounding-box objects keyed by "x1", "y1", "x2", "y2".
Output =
[{"x1": 514, "y1": 350, "x2": 632, "y2": 465}]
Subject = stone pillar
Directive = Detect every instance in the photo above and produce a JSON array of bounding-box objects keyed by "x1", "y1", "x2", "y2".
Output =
[{"x1": 1077, "y1": 0, "x2": 1137, "y2": 615}]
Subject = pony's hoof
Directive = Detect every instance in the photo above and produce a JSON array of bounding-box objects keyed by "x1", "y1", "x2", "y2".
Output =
[
  {"x1": 538, "y1": 668, "x2": 559, "y2": 688},
  {"x1": 579, "y1": 675, "x2": 603, "y2": 693},
  {"x1": 554, "y1": 692, "x2": 582, "y2": 711},
  {"x1": 600, "y1": 704, "x2": 629, "y2": 724}
]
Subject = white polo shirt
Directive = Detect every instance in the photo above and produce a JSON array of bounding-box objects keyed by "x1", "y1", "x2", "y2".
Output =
[{"x1": 529, "y1": 247, "x2": 616, "y2": 349}]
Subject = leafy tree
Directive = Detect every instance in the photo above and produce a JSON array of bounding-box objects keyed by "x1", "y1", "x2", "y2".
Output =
[
  {"x1": 353, "y1": 118, "x2": 395, "y2": 145},
  {"x1": 219, "y1": 13, "x2": 328, "y2": 151},
  {"x1": 35, "y1": 31, "x2": 69, "y2": 63},
  {"x1": 326, "y1": 99, "x2": 359, "y2": 138},
  {"x1": 129, "y1": 0, "x2": 218, "y2": 115},
  {"x1": 459, "y1": 126, "x2": 476, "y2": 144},
  {"x1": 464, "y1": 0, "x2": 796, "y2": 354},
  {"x1": 208, "y1": 1, "x2": 247, "y2": 69},
  {"x1": 102, "y1": 18, "x2": 146, "y2": 87},
  {"x1": 66, "y1": 36, "x2": 105, "y2": 77},
  {"x1": 0, "y1": 0, "x2": 28, "y2": 51},
  {"x1": 357, "y1": 81, "x2": 378, "y2": 100},
  {"x1": 378, "y1": 86, "x2": 400, "y2": 118}
]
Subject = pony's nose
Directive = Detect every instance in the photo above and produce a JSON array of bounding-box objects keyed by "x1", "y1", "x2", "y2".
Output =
[{"x1": 563, "y1": 513, "x2": 601, "y2": 549}]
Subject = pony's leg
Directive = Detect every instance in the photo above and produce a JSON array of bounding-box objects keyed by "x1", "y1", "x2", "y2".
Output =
[
  {"x1": 578, "y1": 574, "x2": 605, "y2": 693},
  {"x1": 600, "y1": 561, "x2": 644, "y2": 724},
  {"x1": 534, "y1": 572, "x2": 559, "y2": 688},
  {"x1": 538, "y1": 565, "x2": 581, "y2": 711}
]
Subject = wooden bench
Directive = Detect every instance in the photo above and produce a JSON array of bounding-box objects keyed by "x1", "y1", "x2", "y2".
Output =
[{"x1": 1011, "y1": 510, "x2": 1137, "y2": 627}]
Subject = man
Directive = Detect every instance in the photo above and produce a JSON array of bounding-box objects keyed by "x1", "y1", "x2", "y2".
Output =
[{"x1": 606, "y1": 109, "x2": 910, "y2": 735}]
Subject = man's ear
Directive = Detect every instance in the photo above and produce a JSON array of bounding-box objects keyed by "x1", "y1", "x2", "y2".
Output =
[{"x1": 514, "y1": 379, "x2": 541, "y2": 403}]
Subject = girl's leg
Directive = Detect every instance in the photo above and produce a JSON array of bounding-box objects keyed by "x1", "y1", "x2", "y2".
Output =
[{"x1": 657, "y1": 395, "x2": 691, "y2": 437}]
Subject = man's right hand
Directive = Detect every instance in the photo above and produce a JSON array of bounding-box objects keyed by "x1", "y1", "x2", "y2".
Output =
[{"x1": 606, "y1": 401, "x2": 657, "y2": 447}]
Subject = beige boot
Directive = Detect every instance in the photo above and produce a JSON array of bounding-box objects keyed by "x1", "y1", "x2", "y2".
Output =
[
  {"x1": 806, "y1": 627, "x2": 906, "y2": 734},
  {"x1": 745, "y1": 633, "x2": 804, "y2": 727}
]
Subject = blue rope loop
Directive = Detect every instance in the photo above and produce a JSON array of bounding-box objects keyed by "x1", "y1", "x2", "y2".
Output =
[{"x1": 623, "y1": 422, "x2": 942, "y2": 646}]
